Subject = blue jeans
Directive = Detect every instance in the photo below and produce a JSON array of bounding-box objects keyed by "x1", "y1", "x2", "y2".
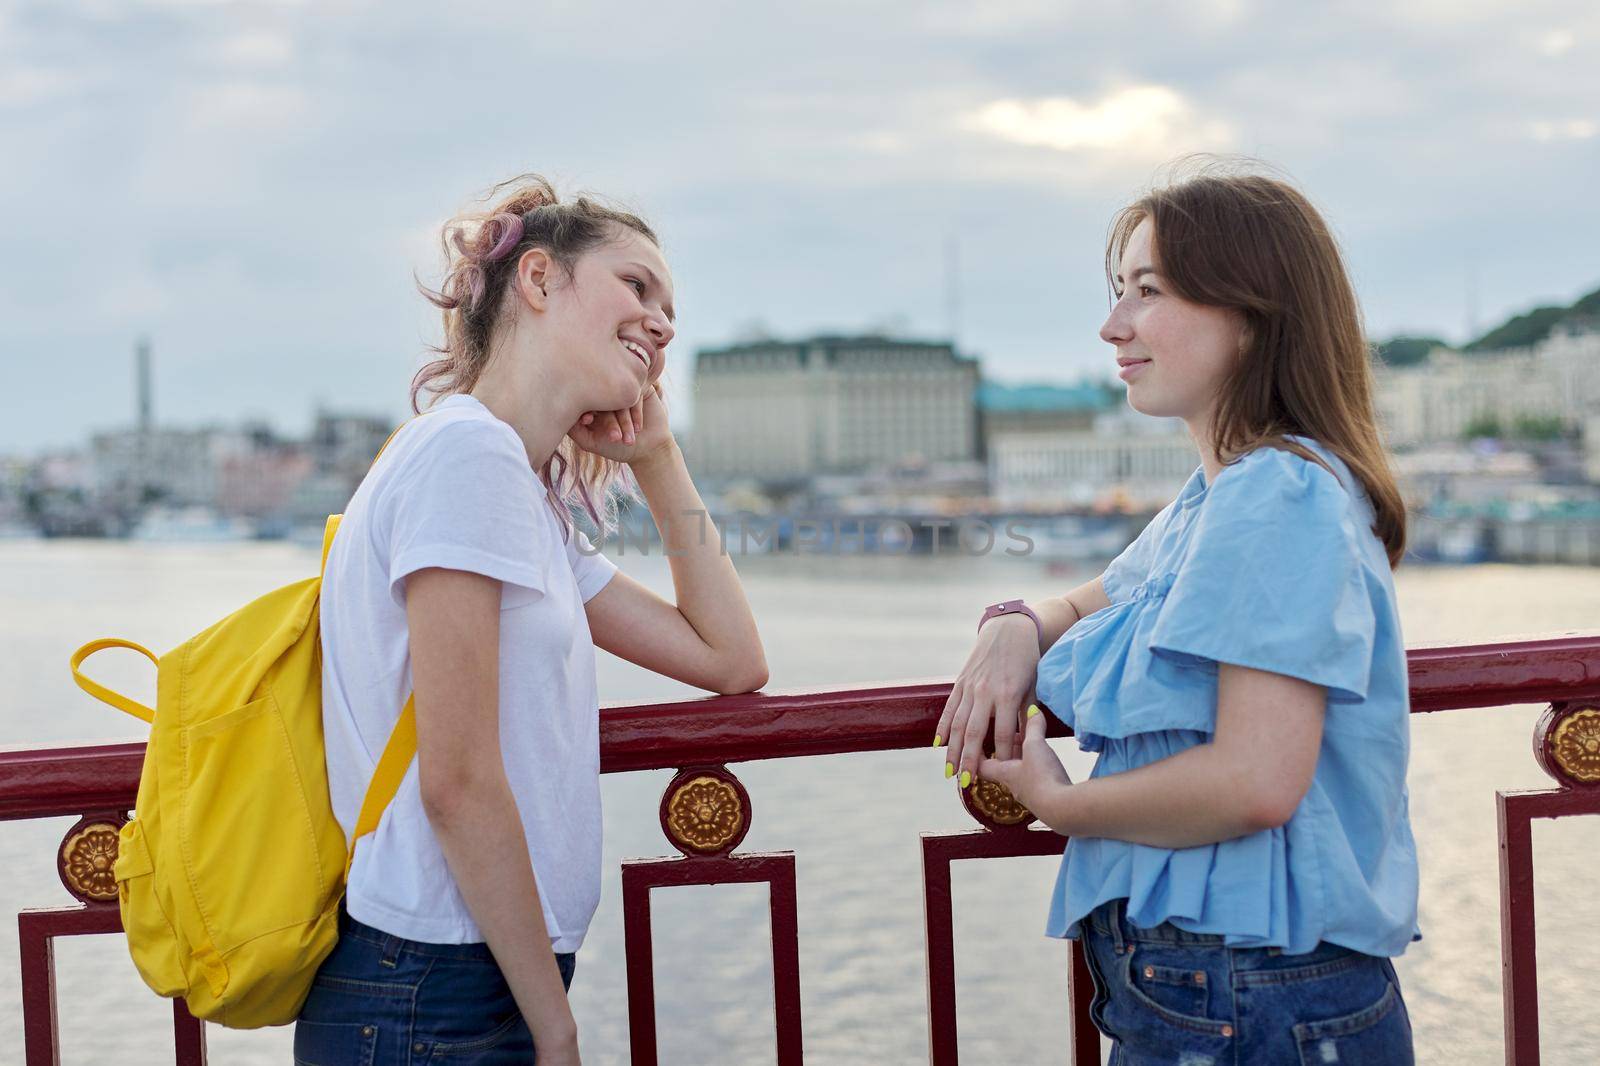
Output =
[
  {"x1": 1080, "y1": 900, "x2": 1413, "y2": 1065},
  {"x1": 294, "y1": 906, "x2": 577, "y2": 1065}
]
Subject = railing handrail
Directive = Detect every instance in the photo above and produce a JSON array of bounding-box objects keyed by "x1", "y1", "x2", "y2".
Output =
[{"x1": 4, "y1": 634, "x2": 1599, "y2": 822}]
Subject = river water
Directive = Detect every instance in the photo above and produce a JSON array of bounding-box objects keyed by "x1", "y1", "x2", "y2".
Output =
[{"x1": 0, "y1": 540, "x2": 1596, "y2": 1064}]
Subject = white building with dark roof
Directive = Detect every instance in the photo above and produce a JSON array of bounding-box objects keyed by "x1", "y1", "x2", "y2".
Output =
[{"x1": 688, "y1": 336, "x2": 980, "y2": 480}]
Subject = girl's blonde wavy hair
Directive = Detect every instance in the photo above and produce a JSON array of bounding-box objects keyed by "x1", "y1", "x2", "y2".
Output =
[{"x1": 414, "y1": 174, "x2": 658, "y2": 536}]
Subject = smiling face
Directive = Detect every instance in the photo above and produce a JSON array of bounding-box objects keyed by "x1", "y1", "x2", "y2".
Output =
[
  {"x1": 1100, "y1": 217, "x2": 1244, "y2": 433},
  {"x1": 541, "y1": 225, "x2": 677, "y2": 413}
]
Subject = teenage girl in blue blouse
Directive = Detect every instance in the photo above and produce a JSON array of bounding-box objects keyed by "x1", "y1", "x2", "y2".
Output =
[{"x1": 938, "y1": 167, "x2": 1418, "y2": 1063}]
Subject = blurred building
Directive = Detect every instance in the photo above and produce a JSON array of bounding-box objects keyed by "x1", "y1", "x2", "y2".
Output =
[
  {"x1": 90, "y1": 426, "x2": 254, "y2": 508},
  {"x1": 83, "y1": 408, "x2": 398, "y2": 530},
  {"x1": 689, "y1": 335, "x2": 979, "y2": 480},
  {"x1": 0, "y1": 456, "x2": 31, "y2": 528},
  {"x1": 1587, "y1": 414, "x2": 1600, "y2": 485},
  {"x1": 977, "y1": 381, "x2": 1112, "y2": 450},
  {"x1": 216, "y1": 445, "x2": 315, "y2": 521},
  {"x1": 988, "y1": 406, "x2": 1196, "y2": 509},
  {"x1": 290, "y1": 410, "x2": 399, "y2": 520},
  {"x1": 309, "y1": 409, "x2": 397, "y2": 482},
  {"x1": 1373, "y1": 325, "x2": 1600, "y2": 446}
]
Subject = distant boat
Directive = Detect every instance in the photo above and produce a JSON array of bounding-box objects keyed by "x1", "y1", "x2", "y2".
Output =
[
  {"x1": 131, "y1": 506, "x2": 256, "y2": 543},
  {"x1": 1021, "y1": 514, "x2": 1134, "y2": 563},
  {"x1": 1406, "y1": 514, "x2": 1491, "y2": 565}
]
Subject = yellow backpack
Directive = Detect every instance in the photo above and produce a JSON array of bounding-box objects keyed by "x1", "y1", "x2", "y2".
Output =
[{"x1": 68, "y1": 515, "x2": 418, "y2": 1028}]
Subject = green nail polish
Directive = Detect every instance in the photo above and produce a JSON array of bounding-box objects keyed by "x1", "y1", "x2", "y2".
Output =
[
  {"x1": 933, "y1": 734, "x2": 944, "y2": 748},
  {"x1": 1027, "y1": 705, "x2": 1041, "y2": 719},
  {"x1": 959, "y1": 770, "x2": 972, "y2": 789},
  {"x1": 944, "y1": 763, "x2": 954, "y2": 779}
]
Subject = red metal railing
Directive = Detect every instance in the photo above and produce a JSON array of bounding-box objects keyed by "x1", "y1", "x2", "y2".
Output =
[{"x1": 5, "y1": 635, "x2": 1600, "y2": 1064}]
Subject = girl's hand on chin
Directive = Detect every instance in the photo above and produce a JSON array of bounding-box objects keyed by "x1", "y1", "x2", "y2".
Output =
[{"x1": 567, "y1": 382, "x2": 674, "y2": 465}]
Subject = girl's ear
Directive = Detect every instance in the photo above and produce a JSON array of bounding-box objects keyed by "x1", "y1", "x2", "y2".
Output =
[{"x1": 515, "y1": 248, "x2": 553, "y2": 311}]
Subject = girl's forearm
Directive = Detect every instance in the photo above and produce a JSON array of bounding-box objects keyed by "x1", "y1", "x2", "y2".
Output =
[
  {"x1": 628, "y1": 442, "x2": 766, "y2": 689},
  {"x1": 426, "y1": 779, "x2": 578, "y2": 1055},
  {"x1": 1029, "y1": 595, "x2": 1082, "y2": 652},
  {"x1": 1031, "y1": 743, "x2": 1272, "y2": 850}
]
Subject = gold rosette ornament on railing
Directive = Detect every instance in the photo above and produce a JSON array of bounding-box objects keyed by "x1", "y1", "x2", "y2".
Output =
[
  {"x1": 57, "y1": 815, "x2": 126, "y2": 904},
  {"x1": 1547, "y1": 706, "x2": 1600, "y2": 785},
  {"x1": 659, "y1": 766, "x2": 753, "y2": 857}
]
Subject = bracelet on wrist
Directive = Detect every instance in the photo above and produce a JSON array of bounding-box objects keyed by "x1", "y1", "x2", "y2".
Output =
[{"x1": 977, "y1": 599, "x2": 1043, "y2": 646}]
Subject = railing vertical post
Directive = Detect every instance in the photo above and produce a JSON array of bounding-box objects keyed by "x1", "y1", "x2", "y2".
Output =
[
  {"x1": 22, "y1": 903, "x2": 207, "y2": 1065},
  {"x1": 1498, "y1": 791, "x2": 1539, "y2": 1066},
  {"x1": 768, "y1": 858, "x2": 804, "y2": 1065},
  {"x1": 620, "y1": 866, "x2": 661, "y2": 1064},
  {"x1": 921, "y1": 825, "x2": 1091, "y2": 1064},
  {"x1": 1066, "y1": 941, "x2": 1098, "y2": 1066},
  {"x1": 625, "y1": 767, "x2": 802, "y2": 1063},
  {"x1": 19, "y1": 911, "x2": 60, "y2": 1066},
  {"x1": 921, "y1": 838, "x2": 957, "y2": 1064},
  {"x1": 622, "y1": 854, "x2": 802, "y2": 1064},
  {"x1": 174, "y1": 999, "x2": 207, "y2": 1066}
]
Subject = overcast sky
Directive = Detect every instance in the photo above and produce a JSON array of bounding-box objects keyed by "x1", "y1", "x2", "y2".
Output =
[{"x1": 2, "y1": 0, "x2": 1596, "y2": 454}]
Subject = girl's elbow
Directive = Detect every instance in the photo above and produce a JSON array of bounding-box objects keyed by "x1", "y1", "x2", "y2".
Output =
[
  {"x1": 1238, "y1": 785, "x2": 1306, "y2": 834},
  {"x1": 418, "y1": 762, "x2": 485, "y2": 827},
  {"x1": 418, "y1": 773, "x2": 463, "y2": 825},
  {"x1": 712, "y1": 654, "x2": 768, "y2": 695},
  {"x1": 723, "y1": 666, "x2": 769, "y2": 695}
]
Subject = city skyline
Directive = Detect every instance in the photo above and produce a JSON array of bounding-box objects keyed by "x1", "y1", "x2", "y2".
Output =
[
  {"x1": 11, "y1": 265, "x2": 1588, "y2": 463},
  {"x1": 3, "y1": 1, "x2": 1597, "y2": 453},
  {"x1": 4, "y1": 281, "x2": 1591, "y2": 463}
]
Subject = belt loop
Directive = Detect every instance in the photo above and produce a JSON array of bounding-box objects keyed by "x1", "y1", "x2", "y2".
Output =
[
  {"x1": 379, "y1": 932, "x2": 403, "y2": 969},
  {"x1": 1109, "y1": 900, "x2": 1128, "y2": 955}
]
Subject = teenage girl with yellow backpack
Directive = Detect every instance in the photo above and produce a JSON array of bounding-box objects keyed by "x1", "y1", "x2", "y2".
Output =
[{"x1": 300, "y1": 175, "x2": 767, "y2": 1065}]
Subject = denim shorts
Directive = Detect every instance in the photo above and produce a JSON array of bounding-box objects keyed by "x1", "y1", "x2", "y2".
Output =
[
  {"x1": 1080, "y1": 900, "x2": 1413, "y2": 1065},
  {"x1": 293, "y1": 906, "x2": 577, "y2": 1066}
]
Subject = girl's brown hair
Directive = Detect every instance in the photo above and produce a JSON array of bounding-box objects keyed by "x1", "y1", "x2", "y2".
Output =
[
  {"x1": 414, "y1": 174, "x2": 658, "y2": 534},
  {"x1": 1107, "y1": 159, "x2": 1407, "y2": 567}
]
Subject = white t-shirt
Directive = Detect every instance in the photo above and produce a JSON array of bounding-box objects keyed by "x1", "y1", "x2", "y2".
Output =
[{"x1": 320, "y1": 393, "x2": 617, "y2": 951}]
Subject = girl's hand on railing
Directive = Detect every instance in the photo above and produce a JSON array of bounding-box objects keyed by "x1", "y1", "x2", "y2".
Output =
[
  {"x1": 976, "y1": 708, "x2": 1072, "y2": 830},
  {"x1": 935, "y1": 613, "x2": 1040, "y2": 788}
]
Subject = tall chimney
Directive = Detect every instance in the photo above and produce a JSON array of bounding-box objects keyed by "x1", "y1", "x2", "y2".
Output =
[{"x1": 136, "y1": 336, "x2": 153, "y2": 433}]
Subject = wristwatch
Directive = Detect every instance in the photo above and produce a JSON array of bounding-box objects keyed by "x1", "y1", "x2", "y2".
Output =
[{"x1": 978, "y1": 599, "x2": 1043, "y2": 644}]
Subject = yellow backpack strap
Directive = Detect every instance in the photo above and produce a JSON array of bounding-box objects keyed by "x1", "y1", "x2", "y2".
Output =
[
  {"x1": 344, "y1": 694, "x2": 418, "y2": 881},
  {"x1": 321, "y1": 514, "x2": 342, "y2": 575},
  {"x1": 70, "y1": 639, "x2": 158, "y2": 723}
]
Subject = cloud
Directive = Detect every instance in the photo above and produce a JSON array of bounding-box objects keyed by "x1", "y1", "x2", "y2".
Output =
[
  {"x1": 0, "y1": 67, "x2": 80, "y2": 109},
  {"x1": 1529, "y1": 118, "x2": 1597, "y2": 141},
  {"x1": 95, "y1": 275, "x2": 173, "y2": 318},
  {"x1": 1537, "y1": 28, "x2": 1577, "y2": 55},
  {"x1": 216, "y1": 29, "x2": 294, "y2": 67},
  {"x1": 1385, "y1": 0, "x2": 1522, "y2": 26},
  {"x1": 963, "y1": 86, "x2": 1235, "y2": 158},
  {"x1": 919, "y1": 0, "x2": 1251, "y2": 35},
  {"x1": 918, "y1": 0, "x2": 1075, "y2": 35},
  {"x1": 184, "y1": 80, "x2": 308, "y2": 130},
  {"x1": 138, "y1": 0, "x2": 308, "y2": 8},
  {"x1": 3, "y1": 0, "x2": 1600, "y2": 456}
]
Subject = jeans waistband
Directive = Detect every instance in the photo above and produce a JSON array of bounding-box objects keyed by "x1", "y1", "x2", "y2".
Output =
[
  {"x1": 337, "y1": 902, "x2": 500, "y2": 963},
  {"x1": 1086, "y1": 899, "x2": 1228, "y2": 951}
]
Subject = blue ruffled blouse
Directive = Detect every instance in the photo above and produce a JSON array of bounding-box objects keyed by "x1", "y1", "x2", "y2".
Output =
[{"x1": 1036, "y1": 437, "x2": 1420, "y2": 957}]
